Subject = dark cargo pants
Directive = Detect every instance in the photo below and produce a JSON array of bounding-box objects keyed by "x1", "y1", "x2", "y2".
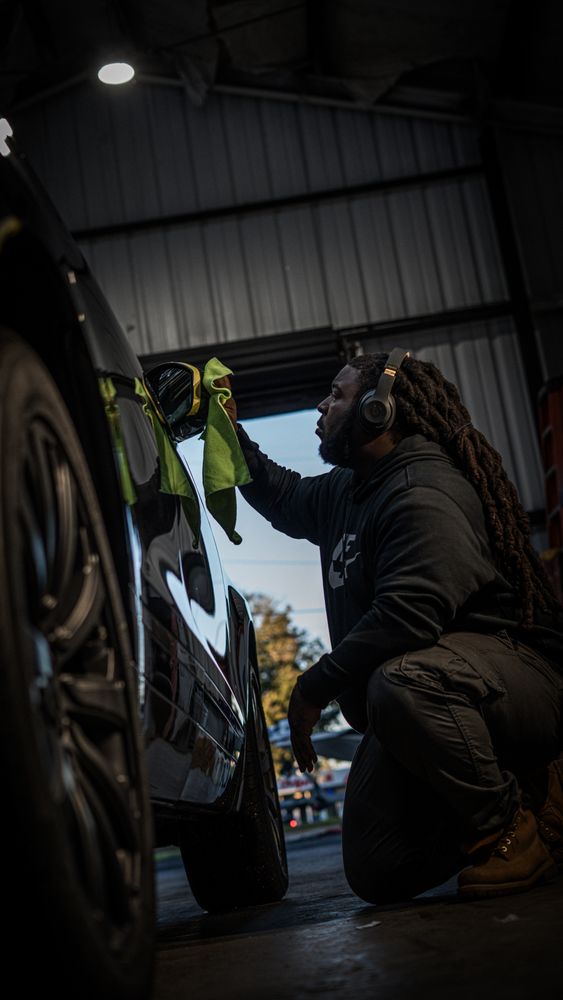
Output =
[{"x1": 341, "y1": 631, "x2": 563, "y2": 904}]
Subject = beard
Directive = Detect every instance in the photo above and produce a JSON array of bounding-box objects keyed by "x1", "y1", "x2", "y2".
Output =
[{"x1": 318, "y1": 406, "x2": 358, "y2": 467}]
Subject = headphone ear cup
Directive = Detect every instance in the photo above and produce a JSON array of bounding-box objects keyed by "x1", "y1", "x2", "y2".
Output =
[
  {"x1": 356, "y1": 346, "x2": 408, "y2": 436},
  {"x1": 358, "y1": 391, "x2": 392, "y2": 432},
  {"x1": 386, "y1": 394, "x2": 396, "y2": 430}
]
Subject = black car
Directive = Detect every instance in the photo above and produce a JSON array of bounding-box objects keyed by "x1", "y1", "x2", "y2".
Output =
[{"x1": 0, "y1": 120, "x2": 287, "y2": 1000}]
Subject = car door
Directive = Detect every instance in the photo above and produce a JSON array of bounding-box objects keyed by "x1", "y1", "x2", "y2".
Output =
[{"x1": 73, "y1": 274, "x2": 246, "y2": 805}]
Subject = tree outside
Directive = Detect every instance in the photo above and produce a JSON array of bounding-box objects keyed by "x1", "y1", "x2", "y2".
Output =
[{"x1": 246, "y1": 593, "x2": 339, "y2": 774}]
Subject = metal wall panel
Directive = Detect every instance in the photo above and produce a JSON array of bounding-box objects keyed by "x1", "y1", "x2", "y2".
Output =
[
  {"x1": 14, "y1": 85, "x2": 495, "y2": 354},
  {"x1": 80, "y1": 176, "x2": 505, "y2": 353},
  {"x1": 12, "y1": 84, "x2": 543, "y2": 517},
  {"x1": 360, "y1": 317, "x2": 544, "y2": 513},
  {"x1": 13, "y1": 85, "x2": 481, "y2": 230}
]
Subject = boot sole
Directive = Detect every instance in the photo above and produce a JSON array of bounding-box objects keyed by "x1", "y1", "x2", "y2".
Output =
[{"x1": 458, "y1": 857, "x2": 558, "y2": 899}]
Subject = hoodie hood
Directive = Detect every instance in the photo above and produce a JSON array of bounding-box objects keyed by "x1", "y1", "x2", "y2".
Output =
[{"x1": 351, "y1": 433, "x2": 453, "y2": 501}]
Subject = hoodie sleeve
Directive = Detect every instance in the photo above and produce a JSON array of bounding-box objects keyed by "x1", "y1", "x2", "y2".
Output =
[
  {"x1": 298, "y1": 484, "x2": 497, "y2": 706},
  {"x1": 236, "y1": 424, "x2": 329, "y2": 545}
]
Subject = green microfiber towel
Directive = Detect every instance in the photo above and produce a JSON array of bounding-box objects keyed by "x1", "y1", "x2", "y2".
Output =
[
  {"x1": 134, "y1": 378, "x2": 201, "y2": 543},
  {"x1": 201, "y1": 357, "x2": 252, "y2": 544}
]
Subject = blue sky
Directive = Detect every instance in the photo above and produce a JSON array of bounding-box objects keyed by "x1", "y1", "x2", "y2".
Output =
[{"x1": 181, "y1": 408, "x2": 330, "y2": 650}]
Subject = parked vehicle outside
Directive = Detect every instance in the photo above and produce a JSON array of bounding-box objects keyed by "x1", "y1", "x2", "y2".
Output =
[{"x1": 0, "y1": 120, "x2": 287, "y2": 1000}]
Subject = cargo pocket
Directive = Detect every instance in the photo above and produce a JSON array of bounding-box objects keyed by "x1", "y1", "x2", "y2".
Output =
[
  {"x1": 437, "y1": 633, "x2": 508, "y2": 701},
  {"x1": 441, "y1": 655, "x2": 506, "y2": 703},
  {"x1": 386, "y1": 646, "x2": 457, "y2": 693},
  {"x1": 385, "y1": 642, "x2": 505, "y2": 705}
]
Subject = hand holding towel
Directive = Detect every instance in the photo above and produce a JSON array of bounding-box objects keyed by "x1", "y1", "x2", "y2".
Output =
[{"x1": 201, "y1": 357, "x2": 252, "y2": 544}]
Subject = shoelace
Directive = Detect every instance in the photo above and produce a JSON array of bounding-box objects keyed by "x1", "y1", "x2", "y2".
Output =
[
  {"x1": 537, "y1": 817, "x2": 559, "y2": 843},
  {"x1": 492, "y1": 817, "x2": 520, "y2": 858}
]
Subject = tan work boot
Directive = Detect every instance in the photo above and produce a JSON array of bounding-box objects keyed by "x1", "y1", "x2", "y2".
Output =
[
  {"x1": 535, "y1": 759, "x2": 563, "y2": 870},
  {"x1": 458, "y1": 807, "x2": 557, "y2": 899}
]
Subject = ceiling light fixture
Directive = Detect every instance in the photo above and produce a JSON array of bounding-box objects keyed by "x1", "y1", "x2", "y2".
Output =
[
  {"x1": 97, "y1": 61, "x2": 135, "y2": 85},
  {"x1": 0, "y1": 118, "x2": 13, "y2": 156}
]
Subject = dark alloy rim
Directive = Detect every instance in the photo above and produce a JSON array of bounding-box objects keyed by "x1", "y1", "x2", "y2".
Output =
[
  {"x1": 18, "y1": 413, "x2": 144, "y2": 952},
  {"x1": 251, "y1": 676, "x2": 287, "y2": 869}
]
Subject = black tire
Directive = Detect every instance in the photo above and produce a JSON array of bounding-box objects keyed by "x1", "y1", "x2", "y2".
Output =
[
  {"x1": 180, "y1": 667, "x2": 288, "y2": 912},
  {"x1": 0, "y1": 330, "x2": 155, "y2": 999}
]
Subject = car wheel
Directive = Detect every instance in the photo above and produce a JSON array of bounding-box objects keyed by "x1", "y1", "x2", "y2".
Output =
[
  {"x1": 180, "y1": 667, "x2": 289, "y2": 912},
  {"x1": 0, "y1": 330, "x2": 155, "y2": 999}
]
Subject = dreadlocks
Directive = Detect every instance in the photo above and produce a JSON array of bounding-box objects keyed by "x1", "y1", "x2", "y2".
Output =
[{"x1": 348, "y1": 353, "x2": 559, "y2": 628}]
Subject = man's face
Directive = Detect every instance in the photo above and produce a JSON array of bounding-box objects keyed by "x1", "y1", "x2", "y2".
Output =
[{"x1": 316, "y1": 366, "x2": 362, "y2": 466}]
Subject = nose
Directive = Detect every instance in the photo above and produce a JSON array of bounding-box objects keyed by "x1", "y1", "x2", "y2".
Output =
[{"x1": 317, "y1": 396, "x2": 329, "y2": 414}]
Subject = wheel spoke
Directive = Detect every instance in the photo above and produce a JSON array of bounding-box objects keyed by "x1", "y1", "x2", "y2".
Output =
[
  {"x1": 47, "y1": 532, "x2": 105, "y2": 665},
  {"x1": 60, "y1": 673, "x2": 128, "y2": 727},
  {"x1": 52, "y1": 451, "x2": 78, "y2": 599},
  {"x1": 21, "y1": 423, "x2": 80, "y2": 618},
  {"x1": 61, "y1": 741, "x2": 109, "y2": 918},
  {"x1": 27, "y1": 423, "x2": 58, "y2": 580},
  {"x1": 64, "y1": 713, "x2": 140, "y2": 849},
  {"x1": 72, "y1": 756, "x2": 137, "y2": 928}
]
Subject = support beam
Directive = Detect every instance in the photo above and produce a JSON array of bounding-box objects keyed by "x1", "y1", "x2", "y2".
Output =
[
  {"x1": 338, "y1": 300, "x2": 512, "y2": 358},
  {"x1": 73, "y1": 164, "x2": 483, "y2": 243},
  {"x1": 140, "y1": 301, "x2": 511, "y2": 419},
  {"x1": 141, "y1": 326, "x2": 345, "y2": 420}
]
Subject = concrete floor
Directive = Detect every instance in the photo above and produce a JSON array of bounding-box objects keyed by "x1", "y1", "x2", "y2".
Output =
[{"x1": 154, "y1": 830, "x2": 563, "y2": 1000}]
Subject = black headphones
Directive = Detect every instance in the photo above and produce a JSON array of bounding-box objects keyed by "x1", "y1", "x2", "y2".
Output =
[{"x1": 357, "y1": 347, "x2": 410, "y2": 434}]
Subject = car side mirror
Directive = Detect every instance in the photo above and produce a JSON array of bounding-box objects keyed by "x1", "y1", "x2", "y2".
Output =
[{"x1": 143, "y1": 362, "x2": 208, "y2": 441}]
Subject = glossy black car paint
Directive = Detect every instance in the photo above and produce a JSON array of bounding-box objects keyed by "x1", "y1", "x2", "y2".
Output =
[{"x1": 0, "y1": 133, "x2": 255, "y2": 834}]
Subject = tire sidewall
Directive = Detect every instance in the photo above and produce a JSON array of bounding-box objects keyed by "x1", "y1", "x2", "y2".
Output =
[{"x1": 0, "y1": 330, "x2": 155, "y2": 999}]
